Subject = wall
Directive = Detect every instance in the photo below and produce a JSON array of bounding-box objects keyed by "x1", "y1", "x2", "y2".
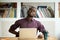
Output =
[
  {"x1": 0, "y1": 21, "x2": 2, "y2": 36},
  {"x1": 1, "y1": 20, "x2": 16, "y2": 37},
  {"x1": 40, "y1": 21, "x2": 55, "y2": 36},
  {"x1": 55, "y1": 20, "x2": 60, "y2": 40},
  {"x1": 0, "y1": 0, "x2": 60, "y2": 2},
  {"x1": 0, "y1": 18, "x2": 20, "y2": 37}
]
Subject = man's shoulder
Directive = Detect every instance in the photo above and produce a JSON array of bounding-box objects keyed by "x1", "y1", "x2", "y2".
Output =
[
  {"x1": 33, "y1": 19, "x2": 41, "y2": 23},
  {"x1": 16, "y1": 18, "x2": 25, "y2": 22}
]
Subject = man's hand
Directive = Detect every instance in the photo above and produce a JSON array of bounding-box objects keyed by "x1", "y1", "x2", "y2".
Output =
[
  {"x1": 38, "y1": 34, "x2": 44, "y2": 39},
  {"x1": 16, "y1": 31, "x2": 19, "y2": 37}
]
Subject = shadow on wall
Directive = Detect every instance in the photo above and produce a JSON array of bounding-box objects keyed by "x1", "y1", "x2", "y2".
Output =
[
  {"x1": 58, "y1": 37, "x2": 60, "y2": 40},
  {"x1": 58, "y1": 34, "x2": 60, "y2": 40}
]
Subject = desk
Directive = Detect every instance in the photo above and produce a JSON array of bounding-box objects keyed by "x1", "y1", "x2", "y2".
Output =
[
  {"x1": 0, "y1": 36, "x2": 57, "y2": 40},
  {"x1": 0, "y1": 37, "x2": 18, "y2": 40},
  {"x1": 19, "y1": 36, "x2": 57, "y2": 40}
]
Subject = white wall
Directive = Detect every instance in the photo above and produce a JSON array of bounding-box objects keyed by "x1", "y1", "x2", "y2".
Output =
[
  {"x1": 0, "y1": 18, "x2": 20, "y2": 37},
  {"x1": 40, "y1": 21, "x2": 55, "y2": 36},
  {"x1": 0, "y1": 21, "x2": 2, "y2": 36},
  {"x1": 0, "y1": 0, "x2": 60, "y2": 2},
  {"x1": 1, "y1": 20, "x2": 16, "y2": 37},
  {"x1": 55, "y1": 20, "x2": 60, "y2": 40}
]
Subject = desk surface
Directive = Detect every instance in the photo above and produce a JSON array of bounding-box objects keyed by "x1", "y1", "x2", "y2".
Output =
[{"x1": 0, "y1": 36, "x2": 57, "y2": 40}]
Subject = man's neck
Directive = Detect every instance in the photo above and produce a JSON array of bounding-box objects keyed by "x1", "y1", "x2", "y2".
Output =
[{"x1": 26, "y1": 16, "x2": 33, "y2": 22}]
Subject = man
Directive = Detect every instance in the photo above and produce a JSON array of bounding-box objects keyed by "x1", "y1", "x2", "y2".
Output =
[{"x1": 9, "y1": 6, "x2": 48, "y2": 39}]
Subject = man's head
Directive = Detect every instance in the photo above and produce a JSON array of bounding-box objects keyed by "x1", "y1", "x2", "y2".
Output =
[{"x1": 27, "y1": 6, "x2": 37, "y2": 17}]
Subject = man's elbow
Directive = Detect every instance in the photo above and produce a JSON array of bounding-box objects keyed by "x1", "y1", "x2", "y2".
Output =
[{"x1": 9, "y1": 29, "x2": 12, "y2": 33}]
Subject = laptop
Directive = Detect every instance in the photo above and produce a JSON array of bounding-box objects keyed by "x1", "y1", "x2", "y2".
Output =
[{"x1": 19, "y1": 28, "x2": 37, "y2": 39}]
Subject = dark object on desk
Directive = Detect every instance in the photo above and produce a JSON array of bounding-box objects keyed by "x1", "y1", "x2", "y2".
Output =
[{"x1": 43, "y1": 31, "x2": 48, "y2": 40}]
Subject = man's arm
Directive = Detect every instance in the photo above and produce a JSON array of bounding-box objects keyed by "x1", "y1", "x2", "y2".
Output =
[
  {"x1": 37, "y1": 21, "x2": 45, "y2": 33},
  {"x1": 37, "y1": 21, "x2": 48, "y2": 39},
  {"x1": 9, "y1": 20, "x2": 19, "y2": 37},
  {"x1": 37, "y1": 21, "x2": 45, "y2": 38}
]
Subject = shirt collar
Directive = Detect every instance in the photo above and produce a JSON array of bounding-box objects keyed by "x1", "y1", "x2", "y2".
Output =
[{"x1": 25, "y1": 17, "x2": 34, "y2": 22}]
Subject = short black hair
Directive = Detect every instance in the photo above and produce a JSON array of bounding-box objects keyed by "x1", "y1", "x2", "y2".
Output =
[{"x1": 27, "y1": 6, "x2": 36, "y2": 14}]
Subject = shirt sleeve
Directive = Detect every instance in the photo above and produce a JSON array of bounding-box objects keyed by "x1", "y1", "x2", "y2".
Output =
[
  {"x1": 9, "y1": 20, "x2": 20, "y2": 31},
  {"x1": 37, "y1": 21, "x2": 45, "y2": 33}
]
